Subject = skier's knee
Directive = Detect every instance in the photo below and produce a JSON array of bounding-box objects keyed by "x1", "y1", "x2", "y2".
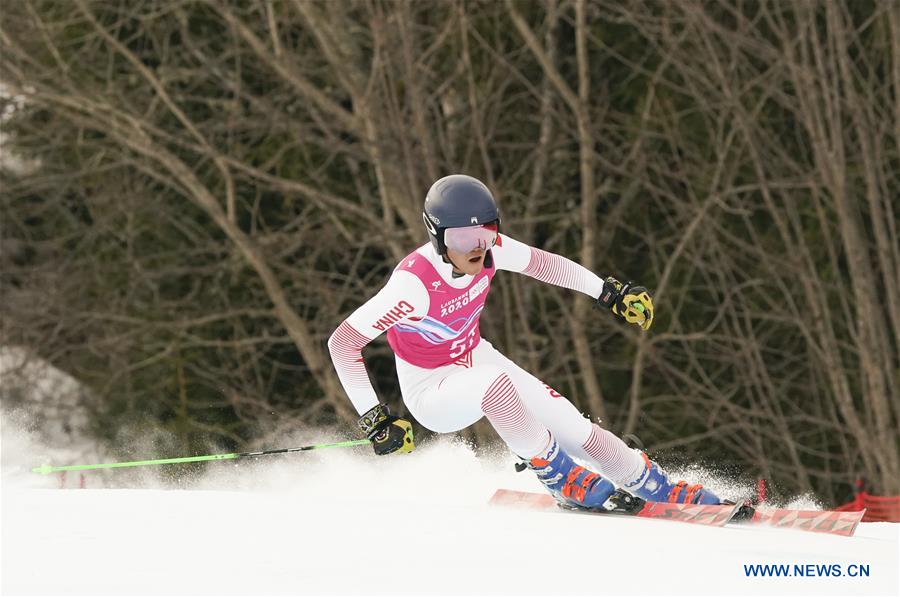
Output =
[{"x1": 480, "y1": 368, "x2": 520, "y2": 415}]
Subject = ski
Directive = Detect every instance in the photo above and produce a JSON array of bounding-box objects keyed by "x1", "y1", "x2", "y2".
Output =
[
  {"x1": 490, "y1": 489, "x2": 865, "y2": 537},
  {"x1": 490, "y1": 488, "x2": 739, "y2": 527},
  {"x1": 729, "y1": 503, "x2": 865, "y2": 537}
]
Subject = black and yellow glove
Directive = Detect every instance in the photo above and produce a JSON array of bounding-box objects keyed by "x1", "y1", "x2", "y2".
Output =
[
  {"x1": 358, "y1": 404, "x2": 415, "y2": 455},
  {"x1": 597, "y1": 276, "x2": 654, "y2": 331}
]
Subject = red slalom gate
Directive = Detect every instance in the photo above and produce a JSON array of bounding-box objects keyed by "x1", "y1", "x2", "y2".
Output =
[
  {"x1": 835, "y1": 491, "x2": 900, "y2": 522},
  {"x1": 756, "y1": 478, "x2": 897, "y2": 523}
]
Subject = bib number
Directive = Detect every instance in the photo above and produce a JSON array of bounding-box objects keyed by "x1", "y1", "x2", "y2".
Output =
[{"x1": 449, "y1": 328, "x2": 478, "y2": 358}]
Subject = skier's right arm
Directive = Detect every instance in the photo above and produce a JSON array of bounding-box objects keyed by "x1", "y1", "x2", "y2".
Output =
[{"x1": 327, "y1": 270, "x2": 428, "y2": 454}]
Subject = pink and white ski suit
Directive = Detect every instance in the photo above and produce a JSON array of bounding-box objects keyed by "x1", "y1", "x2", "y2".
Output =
[{"x1": 328, "y1": 234, "x2": 644, "y2": 485}]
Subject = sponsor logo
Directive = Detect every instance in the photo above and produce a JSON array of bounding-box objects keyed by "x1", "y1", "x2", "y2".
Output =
[
  {"x1": 406, "y1": 259, "x2": 416, "y2": 268},
  {"x1": 372, "y1": 300, "x2": 415, "y2": 332},
  {"x1": 422, "y1": 212, "x2": 438, "y2": 235},
  {"x1": 439, "y1": 275, "x2": 490, "y2": 316},
  {"x1": 470, "y1": 216, "x2": 479, "y2": 224},
  {"x1": 468, "y1": 276, "x2": 489, "y2": 301},
  {"x1": 543, "y1": 384, "x2": 563, "y2": 398}
]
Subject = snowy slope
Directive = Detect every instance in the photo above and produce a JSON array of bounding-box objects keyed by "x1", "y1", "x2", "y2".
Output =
[{"x1": 2, "y1": 431, "x2": 898, "y2": 596}]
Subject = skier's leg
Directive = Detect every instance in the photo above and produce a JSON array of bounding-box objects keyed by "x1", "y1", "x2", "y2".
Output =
[
  {"x1": 473, "y1": 340, "x2": 645, "y2": 484},
  {"x1": 400, "y1": 360, "x2": 548, "y2": 458},
  {"x1": 474, "y1": 340, "x2": 721, "y2": 504},
  {"x1": 398, "y1": 355, "x2": 616, "y2": 508}
]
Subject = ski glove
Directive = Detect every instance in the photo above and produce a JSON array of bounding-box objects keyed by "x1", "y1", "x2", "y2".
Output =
[
  {"x1": 597, "y1": 276, "x2": 654, "y2": 331},
  {"x1": 358, "y1": 404, "x2": 415, "y2": 456}
]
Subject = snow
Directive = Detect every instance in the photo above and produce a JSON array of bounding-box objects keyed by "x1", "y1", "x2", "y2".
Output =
[
  {"x1": 0, "y1": 347, "x2": 107, "y2": 470},
  {"x1": 2, "y1": 423, "x2": 898, "y2": 597}
]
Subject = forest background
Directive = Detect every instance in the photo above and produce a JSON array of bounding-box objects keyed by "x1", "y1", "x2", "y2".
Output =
[{"x1": 2, "y1": 0, "x2": 898, "y2": 504}]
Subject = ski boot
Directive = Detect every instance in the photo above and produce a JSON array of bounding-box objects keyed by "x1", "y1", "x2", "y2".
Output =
[
  {"x1": 624, "y1": 451, "x2": 721, "y2": 505},
  {"x1": 524, "y1": 437, "x2": 618, "y2": 509}
]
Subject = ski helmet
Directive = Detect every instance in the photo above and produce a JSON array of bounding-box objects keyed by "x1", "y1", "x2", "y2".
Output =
[{"x1": 422, "y1": 174, "x2": 501, "y2": 255}]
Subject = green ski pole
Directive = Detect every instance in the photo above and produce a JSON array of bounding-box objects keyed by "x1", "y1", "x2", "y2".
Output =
[{"x1": 31, "y1": 439, "x2": 371, "y2": 474}]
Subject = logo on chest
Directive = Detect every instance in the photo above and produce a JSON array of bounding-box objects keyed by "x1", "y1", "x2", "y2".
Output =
[{"x1": 438, "y1": 276, "x2": 489, "y2": 317}]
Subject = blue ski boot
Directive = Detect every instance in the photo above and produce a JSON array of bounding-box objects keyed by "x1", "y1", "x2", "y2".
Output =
[
  {"x1": 525, "y1": 437, "x2": 617, "y2": 509},
  {"x1": 625, "y1": 451, "x2": 721, "y2": 505}
]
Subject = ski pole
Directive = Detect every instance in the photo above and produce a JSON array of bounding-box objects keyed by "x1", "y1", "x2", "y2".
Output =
[{"x1": 31, "y1": 439, "x2": 371, "y2": 474}]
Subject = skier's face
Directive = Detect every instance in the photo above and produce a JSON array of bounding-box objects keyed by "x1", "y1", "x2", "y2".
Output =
[
  {"x1": 447, "y1": 246, "x2": 487, "y2": 276},
  {"x1": 443, "y1": 223, "x2": 496, "y2": 276}
]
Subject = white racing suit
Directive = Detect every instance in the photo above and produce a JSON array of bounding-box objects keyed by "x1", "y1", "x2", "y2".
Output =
[{"x1": 328, "y1": 234, "x2": 644, "y2": 486}]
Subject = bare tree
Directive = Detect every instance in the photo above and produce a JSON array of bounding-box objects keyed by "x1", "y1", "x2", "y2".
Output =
[{"x1": 2, "y1": 0, "x2": 896, "y2": 500}]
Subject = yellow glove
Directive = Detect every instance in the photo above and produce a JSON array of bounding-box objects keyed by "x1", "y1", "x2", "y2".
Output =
[
  {"x1": 358, "y1": 404, "x2": 415, "y2": 455},
  {"x1": 597, "y1": 277, "x2": 654, "y2": 331}
]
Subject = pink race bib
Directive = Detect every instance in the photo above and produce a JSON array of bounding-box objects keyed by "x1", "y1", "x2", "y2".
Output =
[{"x1": 386, "y1": 250, "x2": 495, "y2": 368}]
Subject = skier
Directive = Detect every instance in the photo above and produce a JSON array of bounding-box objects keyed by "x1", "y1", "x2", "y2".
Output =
[{"x1": 328, "y1": 174, "x2": 721, "y2": 508}]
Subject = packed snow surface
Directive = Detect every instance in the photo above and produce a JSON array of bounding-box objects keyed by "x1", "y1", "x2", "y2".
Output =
[{"x1": 2, "y1": 425, "x2": 898, "y2": 596}]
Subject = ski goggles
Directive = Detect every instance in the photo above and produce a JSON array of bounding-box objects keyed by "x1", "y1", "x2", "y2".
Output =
[{"x1": 443, "y1": 223, "x2": 498, "y2": 253}]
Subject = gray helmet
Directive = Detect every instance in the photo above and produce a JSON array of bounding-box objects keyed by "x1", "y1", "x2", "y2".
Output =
[{"x1": 422, "y1": 174, "x2": 501, "y2": 255}]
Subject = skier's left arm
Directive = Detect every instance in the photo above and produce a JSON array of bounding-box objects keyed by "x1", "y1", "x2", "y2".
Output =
[{"x1": 492, "y1": 233, "x2": 654, "y2": 331}]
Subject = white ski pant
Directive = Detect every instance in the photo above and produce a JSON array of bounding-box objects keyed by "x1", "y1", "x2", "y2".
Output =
[{"x1": 396, "y1": 339, "x2": 644, "y2": 485}]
